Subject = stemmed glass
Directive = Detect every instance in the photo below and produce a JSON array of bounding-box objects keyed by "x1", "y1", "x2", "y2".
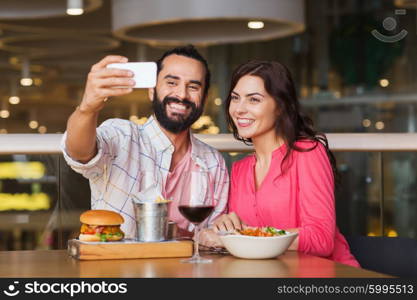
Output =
[{"x1": 178, "y1": 171, "x2": 214, "y2": 264}]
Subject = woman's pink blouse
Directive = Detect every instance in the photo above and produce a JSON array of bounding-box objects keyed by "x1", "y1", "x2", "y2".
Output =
[{"x1": 229, "y1": 141, "x2": 360, "y2": 267}]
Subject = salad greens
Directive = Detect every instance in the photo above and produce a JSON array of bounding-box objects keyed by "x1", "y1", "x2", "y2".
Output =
[{"x1": 265, "y1": 227, "x2": 287, "y2": 236}]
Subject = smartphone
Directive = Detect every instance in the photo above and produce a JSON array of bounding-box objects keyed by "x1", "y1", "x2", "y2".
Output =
[{"x1": 107, "y1": 62, "x2": 157, "y2": 88}]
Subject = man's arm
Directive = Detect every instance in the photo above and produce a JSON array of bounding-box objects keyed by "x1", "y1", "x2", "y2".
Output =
[{"x1": 65, "y1": 55, "x2": 135, "y2": 163}]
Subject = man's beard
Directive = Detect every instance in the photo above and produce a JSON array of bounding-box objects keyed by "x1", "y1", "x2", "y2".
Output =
[{"x1": 152, "y1": 91, "x2": 203, "y2": 134}]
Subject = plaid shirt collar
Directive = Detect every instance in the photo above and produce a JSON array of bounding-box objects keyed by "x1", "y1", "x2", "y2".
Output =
[{"x1": 143, "y1": 115, "x2": 209, "y2": 170}]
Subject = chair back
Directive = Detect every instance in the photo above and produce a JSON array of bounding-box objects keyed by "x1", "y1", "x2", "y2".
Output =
[{"x1": 346, "y1": 236, "x2": 417, "y2": 277}]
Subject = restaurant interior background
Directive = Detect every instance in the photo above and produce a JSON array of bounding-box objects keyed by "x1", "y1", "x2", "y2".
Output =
[{"x1": 0, "y1": 0, "x2": 417, "y2": 250}]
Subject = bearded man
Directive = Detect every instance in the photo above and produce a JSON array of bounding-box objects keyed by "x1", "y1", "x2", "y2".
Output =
[{"x1": 61, "y1": 45, "x2": 229, "y2": 239}]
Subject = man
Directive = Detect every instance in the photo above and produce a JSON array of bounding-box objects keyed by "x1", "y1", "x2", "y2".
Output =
[{"x1": 61, "y1": 45, "x2": 229, "y2": 239}]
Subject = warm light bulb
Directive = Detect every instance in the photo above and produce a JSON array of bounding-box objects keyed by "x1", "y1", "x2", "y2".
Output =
[
  {"x1": 207, "y1": 126, "x2": 220, "y2": 134},
  {"x1": 9, "y1": 96, "x2": 20, "y2": 105},
  {"x1": 66, "y1": 8, "x2": 84, "y2": 15},
  {"x1": 375, "y1": 121, "x2": 385, "y2": 130},
  {"x1": 362, "y1": 119, "x2": 371, "y2": 128},
  {"x1": 9, "y1": 56, "x2": 19, "y2": 65},
  {"x1": 214, "y1": 98, "x2": 222, "y2": 106},
  {"x1": 29, "y1": 120, "x2": 39, "y2": 129},
  {"x1": 137, "y1": 117, "x2": 148, "y2": 125},
  {"x1": 129, "y1": 115, "x2": 138, "y2": 122},
  {"x1": 20, "y1": 78, "x2": 33, "y2": 86},
  {"x1": 0, "y1": 110, "x2": 10, "y2": 118},
  {"x1": 379, "y1": 79, "x2": 389, "y2": 88},
  {"x1": 33, "y1": 78, "x2": 43, "y2": 86},
  {"x1": 38, "y1": 125, "x2": 47, "y2": 134},
  {"x1": 333, "y1": 91, "x2": 341, "y2": 99},
  {"x1": 248, "y1": 21, "x2": 264, "y2": 29},
  {"x1": 67, "y1": 0, "x2": 84, "y2": 15}
]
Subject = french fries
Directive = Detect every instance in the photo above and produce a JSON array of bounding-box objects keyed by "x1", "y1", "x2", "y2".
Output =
[{"x1": 155, "y1": 196, "x2": 171, "y2": 203}]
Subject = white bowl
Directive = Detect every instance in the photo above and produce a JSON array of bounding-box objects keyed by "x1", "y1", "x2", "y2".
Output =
[{"x1": 219, "y1": 232, "x2": 298, "y2": 259}]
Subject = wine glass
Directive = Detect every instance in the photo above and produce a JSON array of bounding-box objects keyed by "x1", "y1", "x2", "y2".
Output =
[{"x1": 178, "y1": 170, "x2": 214, "y2": 264}]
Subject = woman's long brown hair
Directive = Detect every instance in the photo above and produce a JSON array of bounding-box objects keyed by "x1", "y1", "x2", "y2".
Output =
[{"x1": 224, "y1": 60, "x2": 338, "y2": 183}]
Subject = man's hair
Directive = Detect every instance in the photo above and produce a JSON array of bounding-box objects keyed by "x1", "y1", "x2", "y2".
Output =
[{"x1": 156, "y1": 45, "x2": 210, "y2": 98}]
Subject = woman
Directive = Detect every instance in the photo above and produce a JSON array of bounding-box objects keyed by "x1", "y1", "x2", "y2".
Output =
[{"x1": 203, "y1": 60, "x2": 359, "y2": 267}]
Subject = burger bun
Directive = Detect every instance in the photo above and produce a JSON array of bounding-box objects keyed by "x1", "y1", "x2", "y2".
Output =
[
  {"x1": 78, "y1": 234, "x2": 101, "y2": 242},
  {"x1": 80, "y1": 210, "x2": 124, "y2": 226}
]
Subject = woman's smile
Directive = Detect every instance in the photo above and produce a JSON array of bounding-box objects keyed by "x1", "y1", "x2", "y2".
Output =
[
  {"x1": 236, "y1": 117, "x2": 255, "y2": 127},
  {"x1": 229, "y1": 75, "x2": 277, "y2": 140}
]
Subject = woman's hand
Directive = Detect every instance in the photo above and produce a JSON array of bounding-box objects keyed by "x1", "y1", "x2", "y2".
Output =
[
  {"x1": 198, "y1": 228, "x2": 223, "y2": 248},
  {"x1": 212, "y1": 212, "x2": 245, "y2": 232}
]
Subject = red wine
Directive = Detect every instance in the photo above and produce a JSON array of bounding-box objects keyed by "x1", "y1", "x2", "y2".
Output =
[{"x1": 178, "y1": 205, "x2": 214, "y2": 224}]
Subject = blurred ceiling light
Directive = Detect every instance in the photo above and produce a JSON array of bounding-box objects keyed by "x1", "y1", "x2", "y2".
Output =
[
  {"x1": 375, "y1": 121, "x2": 385, "y2": 130},
  {"x1": 207, "y1": 126, "x2": 220, "y2": 134},
  {"x1": 9, "y1": 78, "x2": 19, "y2": 104},
  {"x1": 9, "y1": 56, "x2": 19, "y2": 65},
  {"x1": 214, "y1": 98, "x2": 222, "y2": 106},
  {"x1": 0, "y1": 110, "x2": 10, "y2": 118},
  {"x1": 29, "y1": 120, "x2": 39, "y2": 129},
  {"x1": 8, "y1": 96, "x2": 20, "y2": 105},
  {"x1": 129, "y1": 115, "x2": 138, "y2": 122},
  {"x1": 247, "y1": 21, "x2": 264, "y2": 29},
  {"x1": 20, "y1": 78, "x2": 33, "y2": 86},
  {"x1": 129, "y1": 103, "x2": 138, "y2": 122},
  {"x1": 136, "y1": 117, "x2": 148, "y2": 125},
  {"x1": 20, "y1": 57, "x2": 33, "y2": 86},
  {"x1": 67, "y1": 8, "x2": 84, "y2": 15},
  {"x1": 362, "y1": 119, "x2": 371, "y2": 128},
  {"x1": 38, "y1": 126, "x2": 47, "y2": 134},
  {"x1": 379, "y1": 78, "x2": 389, "y2": 87},
  {"x1": 191, "y1": 115, "x2": 213, "y2": 130},
  {"x1": 29, "y1": 109, "x2": 38, "y2": 129},
  {"x1": 33, "y1": 78, "x2": 43, "y2": 86},
  {"x1": 67, "y1": 0, "x2": 84, "y2": 15}
]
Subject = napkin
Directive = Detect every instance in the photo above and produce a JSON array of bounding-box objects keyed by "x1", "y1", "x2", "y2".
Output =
[{"x1": 132, "y1": 185, "x2": 168, "y2": 203}]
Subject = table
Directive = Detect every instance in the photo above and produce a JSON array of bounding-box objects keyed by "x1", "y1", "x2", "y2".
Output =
[{"x1": 0, "y1": 250, "x2": 391, "y2": 278}]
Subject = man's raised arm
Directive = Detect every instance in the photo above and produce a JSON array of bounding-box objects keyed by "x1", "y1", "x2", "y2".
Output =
[{"x1": 65, "y1": 55, "x2": 135, "y2": 163}]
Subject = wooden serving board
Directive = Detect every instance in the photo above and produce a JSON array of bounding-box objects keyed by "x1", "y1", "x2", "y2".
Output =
[{"x1": 68, "y1": 239, "x2": 193, "y2": 260}]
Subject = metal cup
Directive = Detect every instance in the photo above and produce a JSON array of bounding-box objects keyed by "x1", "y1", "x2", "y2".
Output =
[
  {"x1": 134, "y1": 202, "x2": 169, "y2": 242},
  {"x1": 167, "y1": 221, "x2": 178, "y2": 240}
]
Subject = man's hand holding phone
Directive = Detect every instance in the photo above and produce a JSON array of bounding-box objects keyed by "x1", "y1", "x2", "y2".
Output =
[
  {"x1": 67, "y1": 55, "x2": 157, "y2": 163},
  {"x1": 79, "y1": 55, "x2": 135, "y2": 114}
]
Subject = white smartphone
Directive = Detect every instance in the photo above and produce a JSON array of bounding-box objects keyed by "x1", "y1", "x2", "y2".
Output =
[{"x1": 106, "y1": 62, "x2": 157, "y2": 88}]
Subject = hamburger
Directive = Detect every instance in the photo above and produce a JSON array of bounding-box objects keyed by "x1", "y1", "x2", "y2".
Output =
[{"x1": 79, "y1": 210, "x2": 125, "y2": 242}]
